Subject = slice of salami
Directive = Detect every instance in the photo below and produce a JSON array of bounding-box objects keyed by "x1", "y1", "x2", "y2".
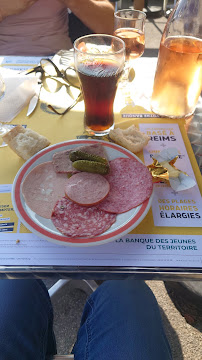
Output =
[
  {"x1": 65, "y1": 172, "x2": 110, "y2": 206},
  {"x1": 98, "y1": 157, "x2": 153, "y2": 214},
  {"x1": 22, "y1": 161, "x2": 68, "y2": 219},
  {"x1": 51, "y1": 197, "x2": 116, "y2": 238}
]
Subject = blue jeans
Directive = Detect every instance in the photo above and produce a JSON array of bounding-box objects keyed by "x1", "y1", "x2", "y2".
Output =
[{"x1": 0, "y1": 279, "x2": 172, "y2": 360}]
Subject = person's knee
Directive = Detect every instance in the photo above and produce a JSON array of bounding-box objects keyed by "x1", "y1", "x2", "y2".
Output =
[
  {"x1": 0, "y1": 279, "x2": 45, "y2": 302},
  {"x1": 0, "y1": 279, "x2": 50, "y2": 321},
  {"x1": 0, "y1": 280, "x2": 56, "y2": 359},
  {"x1": 98, "y1": 279, "x2": 154, "y2": 301},
  {"x1": 91, "y1": 279, "x2": 157, "y2": 315}
]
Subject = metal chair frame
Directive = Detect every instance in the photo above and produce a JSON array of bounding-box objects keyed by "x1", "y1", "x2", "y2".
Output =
[{"x1": 163, "y1": 0, "x2": 177, "y2": 13}]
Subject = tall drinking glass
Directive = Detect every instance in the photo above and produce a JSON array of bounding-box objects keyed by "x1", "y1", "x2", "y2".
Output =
[
  {"x1": 114, "y1": 9, "x2": 146, "y2": 68},
  {"x1": 74, "y1": 34, "x2": 125, "y2": 136}
]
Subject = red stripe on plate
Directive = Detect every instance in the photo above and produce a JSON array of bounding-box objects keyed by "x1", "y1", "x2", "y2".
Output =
[{"x1": 14, "y1": 140, "x2": 150, "y2": 244}]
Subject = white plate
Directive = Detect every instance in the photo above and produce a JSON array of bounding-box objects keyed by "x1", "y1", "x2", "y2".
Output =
[{"x1": 12, "y1": 139, "x2": 153, "y2": 246}]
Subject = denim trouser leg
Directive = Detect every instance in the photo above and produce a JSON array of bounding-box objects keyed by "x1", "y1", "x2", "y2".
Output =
[
  {"x1": 73, "y1": 280, "x2": 172, "y2": 360},
  {"x1": 0, "y1": 279, "x2": 172, "y2": 360},
  {"x1": 0, "y1": 279, "x2": 56, "y2": 360}
]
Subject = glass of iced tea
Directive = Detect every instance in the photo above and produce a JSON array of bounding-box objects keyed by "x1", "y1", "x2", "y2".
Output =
[
  {"x1": 74, "y1": 34, "x2": 125, "y2": 136},
  {"x1": 114, "y1": 9, "x2": 146, "y2": 66}
]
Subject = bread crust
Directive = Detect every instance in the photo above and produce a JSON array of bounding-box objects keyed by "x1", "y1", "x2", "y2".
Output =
[
  {"x1": 2, "y1": 125, "x2": 50, "y2": 160},
  {"x1": 109, "y1": 125, "x2": 149, "y2": 153}
]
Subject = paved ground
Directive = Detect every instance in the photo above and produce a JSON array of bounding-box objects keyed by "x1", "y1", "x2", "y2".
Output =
[{"x1": 45, "y1": 2, "x2": 202, "y2": 358}]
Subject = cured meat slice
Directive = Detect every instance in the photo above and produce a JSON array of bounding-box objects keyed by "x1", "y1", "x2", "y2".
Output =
[
  {"x1": 75, "y1": 143, "x2": 108, "y2": 162},
  {"x1": 65, "y1": 172, "x2": 110, "y2": 206},
  {"x1": 52, "y1": 150, "x2": 77, "y2": 174},
  {"x1": 98, "y1": 158, "x2": 153, "y2": 214},
  {"x1": 51, "y1": 197, "x2": 116, "y2": 238},
  {"x1": 22, "y1": 161, "x2": 68, "y2": 219},
  {"x1": 52, "y1": 143, "x2": 108, "y2": 173}
]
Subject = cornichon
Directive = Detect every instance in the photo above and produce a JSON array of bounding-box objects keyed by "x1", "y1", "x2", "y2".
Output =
[
  {"x1": 72, "y1": 160, "x2": 110, "y2": 175},
  {"x1": 69, "y1": 150, "x2": 108, "y2": 164}
]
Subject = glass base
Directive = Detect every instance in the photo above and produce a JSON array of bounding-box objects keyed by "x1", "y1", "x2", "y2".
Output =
[
  {"x1": 0, "y1": 124, "x2": 12, "y2": 136},
  {"x1": 150, "y1": 106, "x2": 195, "y2": 119},
  {"x1": 0, "y1": 124, "x2": 13, "y2": 147},
  {"x1": 85, "y1": 124, "x2": 114, "y2": 137}
]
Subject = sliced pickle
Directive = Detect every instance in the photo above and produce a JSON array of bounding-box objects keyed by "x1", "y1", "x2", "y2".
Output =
[
  {"x1": 69, "y1": 150, "x2": 108, "y2": 164},
  {"x1": 72, "y1": 160, "x2": 110, "y2": 175}
]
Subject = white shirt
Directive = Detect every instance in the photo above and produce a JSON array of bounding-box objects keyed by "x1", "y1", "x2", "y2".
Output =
[{"x1": 0, "y1": 0, "x2": 72, "y2": 55}]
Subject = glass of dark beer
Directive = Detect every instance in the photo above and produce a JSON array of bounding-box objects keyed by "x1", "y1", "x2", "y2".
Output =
[{"x1": 74, "y1": 34, "x2": 125, "y2": 136}]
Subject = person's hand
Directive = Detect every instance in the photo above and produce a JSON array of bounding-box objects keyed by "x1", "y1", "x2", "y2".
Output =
[{"x1": 0, "y1": 0, "x2": 38, "y2": 20}]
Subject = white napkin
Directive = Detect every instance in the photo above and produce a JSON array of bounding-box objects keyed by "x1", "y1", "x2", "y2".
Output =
[{"x1": 0, "y1": 67, "x2": 38, "y2": 123}]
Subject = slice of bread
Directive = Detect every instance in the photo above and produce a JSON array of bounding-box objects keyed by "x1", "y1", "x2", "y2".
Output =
[
  {"x1": 2, "y1": 125, "x2": 50, "y2": 160},
  {"x1": 109, "y1": 125, "x2": 150, "y2": 153}
]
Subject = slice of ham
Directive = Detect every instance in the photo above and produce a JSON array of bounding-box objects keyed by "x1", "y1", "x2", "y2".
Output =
[
  {"x1": 65, "y1": 172, "x2": 110, "y2": 206},
  {"x1": 22, "y1": 161, "x2": 68, "y2": 219},
  {"x1": 97, "y1": 157, "x2": 153, "y2": 214},
  {"x1": 52, "y1": 143, "x2": 108, "y2": 173},
  {"x1": 51, "y1": 197, "x2": 116, "y2": 238}
]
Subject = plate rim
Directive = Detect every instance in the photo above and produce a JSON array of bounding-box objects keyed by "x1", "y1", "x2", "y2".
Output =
[{"x1": 12, "y1": 139, "x2": 153, "y2": 247}]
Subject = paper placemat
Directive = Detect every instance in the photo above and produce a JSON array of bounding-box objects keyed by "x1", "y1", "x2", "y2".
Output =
[
  {"x1": 0, "y1": 56, "x2": 201, "y2": 268},
  {"x1": 0, "y1": 118, "x2": 201, "y2": 268}
]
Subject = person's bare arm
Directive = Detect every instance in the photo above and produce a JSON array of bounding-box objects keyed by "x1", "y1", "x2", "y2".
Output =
[
  {"x1": 60, "y1": 0, "x2": 115, "y2": 34},
  {"x1": 0, "y1": 0, "x2": 38, "y2": 21}
]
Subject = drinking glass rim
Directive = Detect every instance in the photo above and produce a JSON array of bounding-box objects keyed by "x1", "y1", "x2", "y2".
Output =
[
  {"x1": 114, "y1": 8, "x2": 146, "y2": 21},
  {"x1": 73, "y1": 34, "x2": 125, "y2": 55}
]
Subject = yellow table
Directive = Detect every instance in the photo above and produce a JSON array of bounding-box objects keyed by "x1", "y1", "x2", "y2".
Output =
[{"x1": 0, "y1": 56, "x2": 201, "y2": 280}]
